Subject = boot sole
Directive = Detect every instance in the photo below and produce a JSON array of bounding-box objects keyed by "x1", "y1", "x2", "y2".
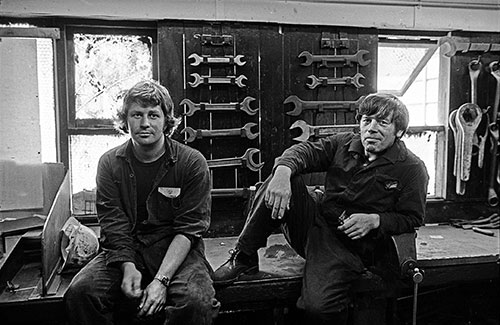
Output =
[{"x1": 214, "y1": 265, "x2": 259, "y2": 286}]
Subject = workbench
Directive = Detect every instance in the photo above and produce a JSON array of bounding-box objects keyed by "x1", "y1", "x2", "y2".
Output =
[{"x1": 0, "y1": 226, "x2": 498, "y2": 324}]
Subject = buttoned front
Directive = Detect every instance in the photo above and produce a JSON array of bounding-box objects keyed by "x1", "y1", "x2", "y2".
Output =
[{"x1": 95, "y1": 136, "x2": 211, "y2": 267}]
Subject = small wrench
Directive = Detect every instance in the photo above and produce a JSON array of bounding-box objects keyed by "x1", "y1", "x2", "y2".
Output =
[
  {"x1": 290, "y1": 120, "x2": 358, "y2": 142},
  {"x1": 298, "y1": 50, "x2": 371, "y2": 67},
  {"x1": 188, "y1": 53, "x2": 246, "y2": 66},
  {"x1": 207, "y1": 148, "x2": 263, "y2": 172},
  {"x1": 306, "y1": 73, "x2": 365, "y2": 89},
  {"x1": 181, "y1": 122, "x2": 259, "y2": 142},
  {"x1": 180, "y1": 97, "x2": 258, "y2": 116},
  {"x1": 188, "y1": 73, "x2": 247, "y2": 88},
  {"x1": 284, "y1": 95, "x2": 365, "y2": 116},
  {"x1": 468, "y1": 59, "x2": 482, "y2": 105}
]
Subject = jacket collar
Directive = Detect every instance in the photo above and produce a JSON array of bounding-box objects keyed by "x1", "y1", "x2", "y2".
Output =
[
  {"x1": 346, "y1": 134, "x2": 407, "y2": 163},
  {"x1": 116, "y1": 135, "x2": 178, "y2": 165}
]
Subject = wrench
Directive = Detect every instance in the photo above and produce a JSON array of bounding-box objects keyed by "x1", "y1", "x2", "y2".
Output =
[
  {"x1": 284, "y1": 95, "x2": 365, "y2": 116},
  {"x1": 468, "y1": 59, "x2": 482, "y2": 105},
  {"x1": 188, "y1": 73, "x2": 247, "y2": 88},
  {"x1": 438, "y1": 36, "x2": 500, "y2": 57},
  {"x1": 298, "y1": 50, "x2": 371, "y2": 67},
  {"x1": 181, "y1": 122, "x2": 259, "y2": 142},
  {"x1": 188, "y1": 53, "x2": 246, "y2": 66},
  {"x1": 456, "y1": 103, "x2": 482, "y2": 182},
  {"x1": 488, "y1": 61, "x2": 500, "y2": 205},
  {"x1": 290, "y1": 120, "x2": 358, "y2": 142},
  {"x1": 180, "y1": 97, "x2": 258, "y2": 116},
  {"x1": 449, "y1": 109, "x2": 466, "y2": 195},
  {"x1": 207, "y1": 148, "x2": 263, "y2": 172},
  {"x1": 306, "y1": 73, "x2": 365, "y2": 89}
]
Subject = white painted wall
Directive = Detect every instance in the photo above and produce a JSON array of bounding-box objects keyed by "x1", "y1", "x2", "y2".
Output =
[
  {"x1": 0, "y1": 0, "x2": 499, "y2": 32},
  {"x1": 0, "y1": 38, "x2": 41, "y2": 163}
]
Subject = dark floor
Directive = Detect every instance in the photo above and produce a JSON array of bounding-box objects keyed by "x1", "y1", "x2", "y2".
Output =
[{"x1": 214, "y1": 280, "x2": 499, "y2": 325}]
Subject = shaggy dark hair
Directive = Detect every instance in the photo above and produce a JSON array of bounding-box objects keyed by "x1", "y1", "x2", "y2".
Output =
[
  {"x1": 356, "y1": 93, "x2": 409, "y2": 137},
  {"x1": 115, "y1": 80, "x2": 181, "y2": 136}
]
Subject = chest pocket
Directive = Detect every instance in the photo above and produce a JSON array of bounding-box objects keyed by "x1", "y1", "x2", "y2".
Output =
[{"x1": 149, "y1": 186, "x2": 182, "y2": 223}]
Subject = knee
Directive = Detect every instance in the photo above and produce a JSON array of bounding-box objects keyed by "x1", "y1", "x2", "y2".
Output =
[{"x1": 65, "y1": 273, "x2": 97, "y2": 305}]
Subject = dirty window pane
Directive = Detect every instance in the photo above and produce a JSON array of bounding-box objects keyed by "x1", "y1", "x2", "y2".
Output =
[
  {"x1": 74, "y1": 33, "x2": 153, "y2": 120},
  {"x1": 70, "y1": 134, "x2": 127, "y2": 215},
  {"x1": 403, "y1": 131, "x2": 438, "y2": 196}
]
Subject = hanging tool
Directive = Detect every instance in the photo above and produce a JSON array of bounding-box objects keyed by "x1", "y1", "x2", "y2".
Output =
[
  {"x1": 298, "y1": 50, "x2": 371, "y2": 67},
  {"x1": 207, "y1": 148, "x2": 263, "y2": 171},
  {"x1": 306, "y1": 73, "x2": 365, "y2": 89},
  {"x1": 456, "y1": 103, "x2": 482, "y2": 182},
  {"x1": 468, "y1": 59, "x2": 488, "y2": 169},
  {"x1": 290, "y1": 120, "x2": 358, "y2": 142},
  {"x1": 181, "y1": 122, "x2": 259, "y2": 142},
  {"x1": 188, "y1": 73, "x2": 247, "y2": 88},
  {"x1": 284, "y1": 95, "x2": 365, "y2": 116},
  {"x1": 181, "y1": 97, "x2": 258, "y2": 116},
  {"x1": 488, "y1": 61, "x2": 500, "y2": 206},
  {"x1": 188, "y1": 53, "x2": 246, "y2": 66},
  {"x1": 438, "y1": 36, "x2": 500, "y2": 57}
]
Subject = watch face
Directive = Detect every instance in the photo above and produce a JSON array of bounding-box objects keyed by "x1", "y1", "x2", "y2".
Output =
[{"x1": 157, "y1": 276, "x2": 169, "y2": 287}]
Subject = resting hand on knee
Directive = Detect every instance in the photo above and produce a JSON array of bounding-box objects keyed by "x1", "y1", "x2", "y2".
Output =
[
  {"x1": 137, "y1": 280, "x2": 167, "y2": 317},
  {"x1": 265, "y1": 166, "x2": 292, "y2": 220},
  {"x1": 120, "y1": 262, "x2": 143, "y2": 299}
]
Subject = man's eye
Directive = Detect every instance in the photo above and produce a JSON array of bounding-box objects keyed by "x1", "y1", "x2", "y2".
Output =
[
  {"x1": 379, "y1": 120, "x2": 390, "y2": 127},
  {"x1": 149, "y1": 114, "x2": 160, "y2": 119},
  {"x1": 361, "y1": 118, "x2": 371, "y2": 124},
  {"x1": 132, "y1": 113, "x2": 141, "y2": 118}
]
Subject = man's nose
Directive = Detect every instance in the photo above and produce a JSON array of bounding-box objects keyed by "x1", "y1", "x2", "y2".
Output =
[
  {"x1": 140, "y1": 116, "x2": 150, "y2": 127},
  {"x1": 367, "y1": 119, "x2": 380, "y2": 132}
]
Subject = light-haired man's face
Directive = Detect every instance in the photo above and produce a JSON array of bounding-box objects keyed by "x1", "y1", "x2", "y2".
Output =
[{"x1": 127, "y1": 103, "x2": 165, "y2": 148}]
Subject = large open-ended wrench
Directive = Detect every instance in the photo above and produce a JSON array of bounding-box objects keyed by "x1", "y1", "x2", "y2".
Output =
[
  {"x1": 488, "y1": 61, "x2": 500, "y2": 206},
  {"x1": 456, "y1": 103, "x2": 482, "y2": 182},
  {"x1": 306, "y1": 73, "x2": 365, "y2": 89},
  {"x1": 188, "y1": 73, "x2": 247, "y2": 88},
  {"x1": 180, "y1": 97, "x2": 258, "y2": 116},
  {"x1": 284, "y1": 95, "x2": 365, "y2": 116},
  {"x1": 290, "y1": 120, "x2": 358, "y2": 142},
  {"x1": 188, "y1": 53, "x2": 246, "y2": 66},
  {"x1": 298, "y1": 50, "x2": 371, "y2": 67},
  {"x1": 438, "y1": 36, "x2": 500, "y2": 57},
  {"x1": 181, "y1": 122, "x2": 259, "y2": 142},
  {"x1": 207, "y1": 148, "x2": 263, "y2": 172}
]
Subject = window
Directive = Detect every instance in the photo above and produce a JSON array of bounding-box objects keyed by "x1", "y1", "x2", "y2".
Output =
[
  {"x1": 378, "y1": 36, "x2": 447, "y2": 198},
  {"x1": 65, "y1": 26, "x2": 156, "y2": 215}
]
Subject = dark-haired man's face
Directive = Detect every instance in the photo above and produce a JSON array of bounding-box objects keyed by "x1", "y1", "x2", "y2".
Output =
[{"x1": 359, "y1": 112, "x2": 403, "y2": 157}]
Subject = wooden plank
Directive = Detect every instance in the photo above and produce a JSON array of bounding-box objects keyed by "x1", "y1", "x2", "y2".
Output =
[
  {"x1": 41, "y1": 172, "x2": 71, "y2": 296},
  {"x1": 0, "y1": 27, "x2": 60, "y2": 39},
  {"x1": 416, "y1": 225, "x2": 499, "y2": 267}
]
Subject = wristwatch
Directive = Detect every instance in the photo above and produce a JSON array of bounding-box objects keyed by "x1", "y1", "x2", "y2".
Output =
[{"x1": 154, "y1": 275, "x2": 170, "y2": 288}]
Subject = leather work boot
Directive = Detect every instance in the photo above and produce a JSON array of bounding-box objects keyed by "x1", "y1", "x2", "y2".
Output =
[{"x1": 212, "y1": 249, "x2": 259, "y2": 285}]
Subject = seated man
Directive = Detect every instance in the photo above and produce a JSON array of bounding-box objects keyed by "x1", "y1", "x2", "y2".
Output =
[
  {"x1": 213, "y1": 93, "x2": 429, "y2": 324},
  {"x1": 65, "y1": 80, "x2": 218, "y2": 325}
]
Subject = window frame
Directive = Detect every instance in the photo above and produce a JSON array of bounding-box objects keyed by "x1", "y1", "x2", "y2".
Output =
[
  {"x1": 65, "y1": 24, "x2": 158, "y2": 136},
  {"x1": 377, "y1": 34, "x2": 449, "y2": 199}
]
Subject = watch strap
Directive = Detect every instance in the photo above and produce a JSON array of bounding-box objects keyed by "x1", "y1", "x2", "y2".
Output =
[{"x1": 154, "y1": 275, "x2": 170, "y2": 288}]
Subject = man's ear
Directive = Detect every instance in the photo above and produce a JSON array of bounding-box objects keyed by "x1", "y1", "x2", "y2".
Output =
[{"x1": 396, "y1": 130, "x2": 404, "y2": 138}]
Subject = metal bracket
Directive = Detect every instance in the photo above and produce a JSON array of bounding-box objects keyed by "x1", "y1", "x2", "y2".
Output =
[{"x1": 196, "y1": 33, "x2": 233, "y2": 46}]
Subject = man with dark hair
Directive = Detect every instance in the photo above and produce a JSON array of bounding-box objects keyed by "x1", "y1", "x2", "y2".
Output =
[
  {"x1": 213, "y1": 93, "x2": 429, "y2": 324},
  {"x1": 65, "y1": 80, "x2": 219, "y2": 325}
]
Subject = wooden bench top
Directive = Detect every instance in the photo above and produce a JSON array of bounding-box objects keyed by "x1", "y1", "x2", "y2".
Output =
[{"x1": 205, "y1": 225, "x2": 500, "y2": 287}]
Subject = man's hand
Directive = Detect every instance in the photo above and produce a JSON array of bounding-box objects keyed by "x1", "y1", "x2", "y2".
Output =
[
  {"x1": 137, "y1": 279, "x2": 167, "y2": 318},
  {"x1": 265, "y1": 166, "x2": 292, "y2": 220},
  {"x1": 337, "y1": 213, "x2": 380, "y2": 240},
  {"x1": 120, "y1": 262, "x2": 143, "y2": 299}
]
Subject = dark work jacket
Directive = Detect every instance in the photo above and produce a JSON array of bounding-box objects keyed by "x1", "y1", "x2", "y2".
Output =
[
  {"x1": 275, "y1": 133, "x2": 429, "y2": 238},
  {"x1": 95, "y1": 136, "x2": 211, "y2": 267}
]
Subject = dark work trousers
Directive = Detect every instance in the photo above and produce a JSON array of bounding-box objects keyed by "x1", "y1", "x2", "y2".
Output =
[
  {"x1": 65, "y1": 239, "x2": 219, "y2": 325},
  {"x1": 236, "y1": 175, "x2": 366, "y2": 322}
]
